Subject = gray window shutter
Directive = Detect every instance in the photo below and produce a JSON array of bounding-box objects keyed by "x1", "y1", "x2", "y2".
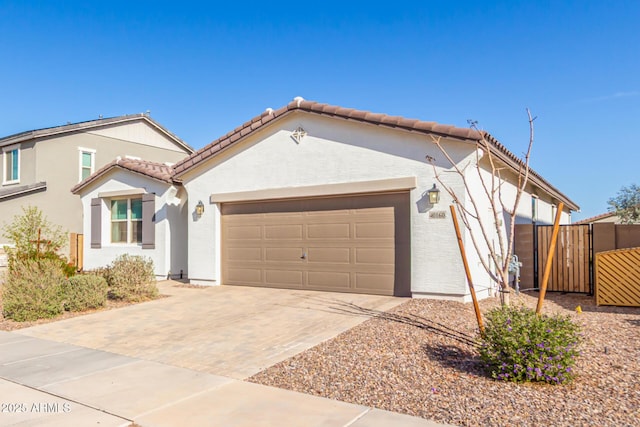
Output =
[
  {"x1": 90, "y1": 198, "x2": 101, "y2": 248},
  {"x1": 142, "y1": 193, "x2": 155, "y2": 249}
]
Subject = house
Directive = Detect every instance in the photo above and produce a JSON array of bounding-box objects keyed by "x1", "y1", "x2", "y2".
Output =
[
  {"x1": 0, "y1": 114, "x2": 194, "y2": 257},
  {"x1": 74, "y1": 98, "x2": 579, "y2": 301},
  {"x1": 71, "y1": 158, "x2": 188, "y2": 280},
  {"x1": 574, "y1": 211, "x2": 637, "y2": 224}
]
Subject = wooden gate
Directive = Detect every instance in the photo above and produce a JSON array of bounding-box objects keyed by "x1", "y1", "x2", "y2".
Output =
[
  {"x1": 537, "y1": 225, "x2": 591, "y2": 293},
  {"x1": 595, "y1": 247, "x2": 640, "y2": 307}
]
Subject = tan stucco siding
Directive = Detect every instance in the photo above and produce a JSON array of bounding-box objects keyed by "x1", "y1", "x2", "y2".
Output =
[{"x1": 87, "y1": 121, "x2": 187, "y2": 153}]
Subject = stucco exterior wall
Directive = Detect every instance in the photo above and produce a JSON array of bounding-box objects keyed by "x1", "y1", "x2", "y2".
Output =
[
  {"x1": 461, "y1": 156, "x2": 574, "y2": 296},
  {"x1": 78, "y1": 170, "x2": 188, "y2": 278},
  {"x1": 182, "y1": 112, "x2": 480, "y2": 299},
  {"x1": 87, "y1": 121, "x2": 188, "y2": 153}
]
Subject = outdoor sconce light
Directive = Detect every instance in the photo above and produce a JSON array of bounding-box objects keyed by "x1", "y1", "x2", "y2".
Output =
[
  {"x1": 427, "y1": 184, "x2": 440, "y2": 205},
  {"x1": 195, "y1": 200, "x2": 205, "y2": 217}
]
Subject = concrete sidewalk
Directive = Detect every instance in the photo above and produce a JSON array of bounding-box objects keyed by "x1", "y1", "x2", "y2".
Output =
[{"x1": 0, "y1": 331, "x2": 451, "y2": 427}]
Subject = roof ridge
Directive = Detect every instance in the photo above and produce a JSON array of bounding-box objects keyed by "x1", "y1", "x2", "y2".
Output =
[
  {"x1": 0, "y1": 114, "x2": 194, "y2": 153},
  {"x1": 172, "y1": 99, "x2": 483, "y2": 176},
  {"x1": 170, "y1": 98, "x2": 579, "y2": 211}
]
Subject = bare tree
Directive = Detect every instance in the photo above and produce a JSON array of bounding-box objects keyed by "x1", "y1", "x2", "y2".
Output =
[{"x1": 427, "y1": 110, "x2": 536, "y2": 305}]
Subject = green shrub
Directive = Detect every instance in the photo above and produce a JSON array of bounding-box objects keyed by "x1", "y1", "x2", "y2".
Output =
[
  {"x1": 62, "y1": 275, "x2": 108, "y2": 312},
  {"x1": 478, "y1": 305, "x2": 582, "y2": 384},
  {"x1": 105, "y1": 254, "x2": 157, "y2": 302},
  {"x1": 2, "y1": 206, "x2": 75, "y2": 277},
  {"x1": 84, "y1": 267, "x2": 111, "y2": 279},
  {"x1": 1, "y1": 258, "x2": 66, "y2": 321}
]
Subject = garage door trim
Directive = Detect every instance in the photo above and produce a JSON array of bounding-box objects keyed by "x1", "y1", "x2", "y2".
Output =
[{"x1": 210, "y1": 176, "x2": 416, "y2": 204}]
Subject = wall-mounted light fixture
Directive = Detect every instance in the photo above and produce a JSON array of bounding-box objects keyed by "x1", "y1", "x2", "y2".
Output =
[
  {"x1": 427, "y1": 184, "x2": 440, "y2": 205},
  {"x1": 195, "y1": 200, "x2": 205, "y2": 217}
]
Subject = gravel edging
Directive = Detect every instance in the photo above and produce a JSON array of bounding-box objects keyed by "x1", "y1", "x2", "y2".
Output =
[{"x1": 248, "y1": 292, "x2": 640, "y2": 427}]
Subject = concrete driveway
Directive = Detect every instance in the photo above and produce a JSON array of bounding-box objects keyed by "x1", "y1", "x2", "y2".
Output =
[{"x1": 16, "y1": 281, "x2": 404, "y2": 379}]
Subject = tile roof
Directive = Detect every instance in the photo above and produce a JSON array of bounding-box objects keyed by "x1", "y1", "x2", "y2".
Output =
[
  {"x1": 172, "y1": 98, "x2": 484, "y2": 177},
  {"x1": 71, "y1": 158, "x2": 176, "y2": 194},
  {"x1": 574, "y1": 211, "x2": 616, "y2": 224},
  {"x1": 172, "y1": 98, "x2": 579, "y2": 211},
  {"x1": 0, "y1": 114, "x2": 194, "y2": 154}
]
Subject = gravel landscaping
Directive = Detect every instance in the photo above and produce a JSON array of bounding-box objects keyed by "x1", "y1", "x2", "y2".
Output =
[{"x1": 249, "y1": 291, "x2": 640, "y2": 427}]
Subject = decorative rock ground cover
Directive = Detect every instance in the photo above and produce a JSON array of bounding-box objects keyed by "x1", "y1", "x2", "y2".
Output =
[{"x1": 249, "y1": 292, "x2": 640, "y2": 427}]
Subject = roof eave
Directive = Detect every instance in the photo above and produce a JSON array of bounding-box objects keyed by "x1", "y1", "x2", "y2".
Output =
[
  {"x1": 1, "y1": 115, "x2": 194, "y2": 154},
  {"x1": 71, "y1": 162, "x2": 177, "y2": 195}
]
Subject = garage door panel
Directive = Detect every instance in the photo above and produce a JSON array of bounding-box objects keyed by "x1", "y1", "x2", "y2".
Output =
[
  {"x1": 307, "y1": 271, "x2": 351, "y2": 288},
  {"x1": 265, "y1": 247, "x2": 305, "y2": 262},
  {"x1": 226, "y1": 268, "x2": 262, "y2": 284},
  {"x1": 265, "y1": 225, "x2": 303, "y2": 239},
  {"x1": 355, "y1": 273, "x2": 395, "y2": 293},
  {"x1": 222, "y1": 192, "x2": 409, "y2": 296},
  {"x1": 353, "y1": 206, "x2": 394, "y2": 216},
  {"x1": 355, "y1": 248, "x2": 395, "y2": 265},
  {"x1": 226, "y1": 225, "x2": 262, "y2": 240},
  {"x1": 355, "y1": 222, "x2": 394, "y2": 239},
  {"x1": 307, "y1": 223, "x2": 351, "y2": 239},
  {"x1": 307, "y1": 247, "x2": 350, "y2": 263},
  {"x1": 265, "y1": 270, "x2": 304, "y2": 286},
  {"x1": 305, "y1": 209, "x2": 350, "y2": 217},
  {"x1": 227, "y1": 247, "x2": 262, "y2": 262}
]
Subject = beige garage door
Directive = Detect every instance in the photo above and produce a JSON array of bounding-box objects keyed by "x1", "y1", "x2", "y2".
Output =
[{"x1": 221, "y1": 193, "x2": 410, "y2": 296}]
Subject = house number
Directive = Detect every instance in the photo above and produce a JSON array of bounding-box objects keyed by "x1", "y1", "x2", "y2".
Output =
[{"x1": 429, "y1": 211, "x2": 447, "y2": 219}]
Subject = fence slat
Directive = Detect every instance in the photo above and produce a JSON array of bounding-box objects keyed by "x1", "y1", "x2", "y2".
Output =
[
  {"x1": 537, "y1": 225, "x2": 590, "y2": 293},
  {"x1": 596, "y1": 247, "x2": 640, "y2": 307}
]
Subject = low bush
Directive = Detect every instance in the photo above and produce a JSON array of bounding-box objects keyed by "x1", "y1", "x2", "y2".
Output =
[
  {"x1": 105, "y1": 254, "x2": 157, "y2": 302},
  {"x1": 84, "y1": 267, "x2": 111, "y2": 279},
  {"x1": 478, "y1": 305, "x2": 581, "y2": 384},
  {"x1": 1, "y1": 258, "x2": 66, "y2": 321},
  {"x1": 2, "y1": 206, "x2": 75, "y2": 277},
  {"x1": 62, "y1": 275, "x2": 108, "y2": 312}
]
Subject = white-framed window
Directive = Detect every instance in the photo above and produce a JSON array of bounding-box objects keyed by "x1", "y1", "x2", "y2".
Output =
[
  {"x1": 531, "y1": 195, "x2": 539, "y2": 223},
  {"x1": 111, "y1": 198, "x2": 142, "y2": 244},
  {"x1": 78, "y1": 147, "x2": 96, "y2": 182},
  {"x1": 2, "y1": 144, "x2": 20, "y2": 185}
]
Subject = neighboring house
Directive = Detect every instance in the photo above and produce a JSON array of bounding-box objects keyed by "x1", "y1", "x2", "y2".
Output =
[
  {"x1": 0, "y1": 114, "x2": 194, "y2": 255},
  {"x1": 75, "y1": 98, "x2": 579, "y2": 301},
  {"x1": 575, "y1": 211, "x2": 638, "y2": 224}
]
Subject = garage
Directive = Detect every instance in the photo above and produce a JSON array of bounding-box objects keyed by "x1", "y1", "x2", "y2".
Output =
[{"x1": 221, "y1": 192, "x2": 411, "y2": 296}]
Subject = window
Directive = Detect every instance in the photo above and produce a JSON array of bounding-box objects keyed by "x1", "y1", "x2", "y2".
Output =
[
  {"x1": 111, "y1": 198, "x2": 142, "y2": 243},
  {"x1": 78, "y1": 148, "x2": 95, "y2": 181},
  {"x1": 531, "y1": 196, "x2": 539, "y2": 223},
  {"x1": 3, "y1": 145, "x2": 20, "y2": 184}
]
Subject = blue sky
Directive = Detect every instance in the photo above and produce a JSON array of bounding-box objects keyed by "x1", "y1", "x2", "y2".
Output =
[{"x1": 1, "y1": 1, "x2": 638, "y2": 220}]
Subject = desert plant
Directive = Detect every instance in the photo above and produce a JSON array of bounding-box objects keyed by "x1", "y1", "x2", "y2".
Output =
[
  {"x1": 2, "y1": 206, "x2": 74, "y2": 276},
  {"x1": 426, "y1": 113, "x2": 537, "y2": 306},
  {"x1": 478, "y1": 305, "x2": 581, "y2": 384},
  {"x1": 62, "y1": 275, "x2": 108, "y2": 312},
  {"x1": 1, "y1": 258, "x2": 67, "y2": 321},
  {"x1": 105, "y1": 254, "x2": 157, "y2": 302}
]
